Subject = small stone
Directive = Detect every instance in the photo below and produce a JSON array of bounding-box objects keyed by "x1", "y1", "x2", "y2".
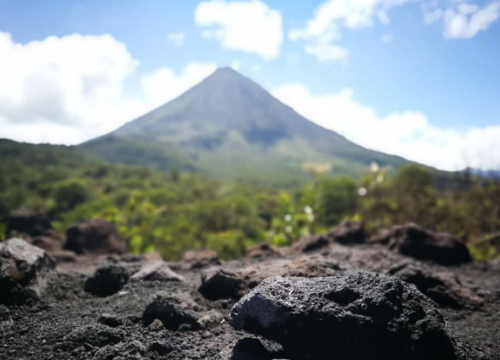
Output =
[
  {"x1": 84, "y1": 265, "x2": 129, "y2": 297},
  {"x1": 292, "y1": 234, "x2": 330, "y2": 253},
  {"x1": 148, "y1": 319, "x2": 164, "y2": 332},
  {"x1": 143, "y1": 292, "x2": 200, "y2": 331},
  {"x1": 220, "y1": 338, "x2": 273, "y2": 360},
  {"x1": 199, "y1": 268, "x2": 246, "y2": 300},
  {"x1": 327, "y1": 220, "x2": 365, "y2": 245},
  {"x1": 149, "y1": 340, "x2": 173, "y2": 355}
]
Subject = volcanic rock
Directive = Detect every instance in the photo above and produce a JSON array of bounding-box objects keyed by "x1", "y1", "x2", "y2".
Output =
[
  {"x1": 130, "y1": 261, "x2": 185, "y2": 282},
  {"x1": 66, "y1": 324, "x2": 123, "y2": 348},
  {"x1": 377, "y1": 224, "x2": 471, "y2": 265},
  {"x1": 291, "y1": 234, "x2": 330, "y2": 253},
  {"x1": 387, "y1": 262, "x2": 483, "y2": 309},
  {"x1": 65, "y1": 218, "x2": 126, "y2": 255},
  {"x1": 228, "y1": 272, "x2": 460, "y2": 360},
  {"x1": 5, "y1": 211, "x2": 53, "y2": 238},
  {"x1": 327, "y1": 220, "x2": 365, "y2": 244},
  {"x1": 220, "y1": 338, "x2": 274, "y2": 360},
  {"x1": 0, "y1": 238, "x2": 56, "y2": 304},
  {"x1": 98, "y1": 313, "x2": 123, "y2": 328},
  {"x1": 199, "y1": 268, "x2": 246, "y2": 300},
  {"x1": 142, "y1": 292, "x2": 201, "y2": 331},
  {"x1": 84, "y1": 264, "x2": 129, "y2": 297}
]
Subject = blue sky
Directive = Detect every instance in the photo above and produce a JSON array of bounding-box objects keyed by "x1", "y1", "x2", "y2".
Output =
[{"x1": 0, "y1": 0, "x2": 499, "y2": 170}]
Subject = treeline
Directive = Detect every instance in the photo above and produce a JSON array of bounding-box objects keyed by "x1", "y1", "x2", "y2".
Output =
[{"x1": 0, "y1": 140, "x2": 499, "y2": 260}]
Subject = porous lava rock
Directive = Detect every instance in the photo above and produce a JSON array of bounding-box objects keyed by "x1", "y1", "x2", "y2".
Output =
[
  {"x1": 387, "y1": 262, "x2": 483, "y2": 309},
  {"x1": 84, "y1": 264, "x2": 129, "y2": 297},
  {"x1": 0, "y1": 238, "x2": 56, "y2": 304},
  {"x1": 65, "y1": 218, "x2": 127, "y2": 255},
  {"x1": 130, "y1": 262, "x2": 185, "y2": 282},
  {"x1": 228, "y1": 272, "x2": 460, "y2": 360},
  {"x1": 65, "y1": 324, "x2": 123, "y2": 349},
  {"x1": 327, "y1": 220, "x2": 365, "y2": 245},
  {"x1": 142, "y1": 292, "x2": 202, "y2": 331},
  {"x1": 377, "y1": 224, "x2": 471, "y2": 265}
]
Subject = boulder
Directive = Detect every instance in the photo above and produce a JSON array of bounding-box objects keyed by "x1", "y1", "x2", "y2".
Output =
[
  {"x1": 327, "y1": 220, "x2": 365, "y2": 245},
  {"x1": 245, "y1": 243, "x2": 280, "y2": 259},
  {"x1": 65, "y1": 219, "x2": 126, "y2": 255},
  {"x1": 0, "y1": 238, "x2": 56, "y2": 304},
  {"x1": 84, "y1": 265, "x2": 129, "y2": 297},
  {"x1": 5, "y1": 211, "x2": 53, "y2": 238},
  {"x1": 379, "y1": 224, "x2": 471, "y2": 265},
  {"x1": 387, "y1": 262, "x2": 483, "y2": 309},
  {"x1": 182, "y1": 250, "x2": 221, "y2": 269},
  {"x1": 291, "y1": 234, "x2": 330, "y2": 253},
  {"x1": 130, "y1": 262, "x2": 185, "y2": 282},
  {"x1": 228, "y1": 272, "x2": 460, "y2": 360},
  {"x1": 142, "y1": 292, "x2": 201, "y2": 331}
]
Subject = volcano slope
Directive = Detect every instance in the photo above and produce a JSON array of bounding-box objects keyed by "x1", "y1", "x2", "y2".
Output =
[{"x1": 0, "y1": 226, "x2": 499, "y2": 360}]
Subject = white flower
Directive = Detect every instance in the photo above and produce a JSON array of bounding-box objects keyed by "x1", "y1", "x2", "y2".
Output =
[
  {"x1": 284, "y1": 214, "x2": 292, "y2": 222},
  {"x1": 285, "y1": 225, "x2": 293, "y2": 233},
  {"x1": 370, "y1": 161, "x2": 379, "y2": 173},
  {"x1": 304, "y1": 205, "x2": 313, "y2": 215},
  {"x1": 358, "y1": 187, "x2": 368, "y2": 196}
]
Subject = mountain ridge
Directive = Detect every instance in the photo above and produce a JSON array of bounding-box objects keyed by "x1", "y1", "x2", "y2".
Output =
[{"x1": 80, "y1": 67, "x2": 415, "y2": 186}]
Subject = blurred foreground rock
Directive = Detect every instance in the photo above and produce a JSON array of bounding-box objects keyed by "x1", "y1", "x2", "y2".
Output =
[{"x1": 0, "y1": 238, "x2": 56, "y2": 303}]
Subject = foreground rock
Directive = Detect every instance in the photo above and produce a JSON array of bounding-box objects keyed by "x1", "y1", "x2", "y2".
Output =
[
  {"x1": 84, "y1": 264, "x2": 129, "y2": 297},
  {"x1": 228, "y1": 272, "x2": 460, "y2": 360},
  {"x1": 0, "y1": 238, "x2": 56, "y2": 304},
  {"x1": 376, "y1": 224, "x2": 471, "y2": 265},
  {"x1": 65, "y1": 219, "x2": 127, "y2": 255}
]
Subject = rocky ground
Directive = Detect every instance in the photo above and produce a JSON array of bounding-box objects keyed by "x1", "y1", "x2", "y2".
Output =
[{"x1": 0, "y1": 221, "x2": 499, "y2": 360}]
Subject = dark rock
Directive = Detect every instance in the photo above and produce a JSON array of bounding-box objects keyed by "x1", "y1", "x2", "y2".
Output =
[
  {"x1": 130, "y1": 262, "x2": 185, "y2": 282},
  {"x1": 182, "y1": 250, "x2": 221, "y2": 269},
  {"x1": 98, "y1": 313, "x2": 122, "y2": 327},
  {"x1": 0, "y1": 238, "x2": 56, "y2": 304},
  {"x1": 84, "y1": 265, "x2": 129, "y2": 297},
  {"x1": 143, "y1": 292, "x2": 201, "y2": 331},
  {"x1": 387, "y1": 262, "x2": 483, "y2": 309},
  {"x1": 65, "y1": 219, "x2": 127, "y2": 255},
  {"x1": 327, "y1": 220, "x2": 365, "y2": 244},
  {"x1": 292, "y1": 234, "x2": 330, "y2": 253},
  {"x1": 199, "y1": 268, "x2": 246, "y2": 300},
  {"x1": 228, "y1": 272, "x2": 460, "y2": 360},
  {"x1": 66, "y1": 324, "x2": 123, "y2": 348},
  {"x1": 245, "y1": 243, "x2": 280, "y2": 259},
  {"x1": 149, "y1": 340, "x2": 173, "y2": 355},
  {"x1": 382, "y1": 224, "x2": 471, "y2": 265},
  {"x1": 220, "y1": 338, "x2": 273, "y2": 360},
  {"x1": 5, "y1": 211, "x2": 53, "y2": 238}
]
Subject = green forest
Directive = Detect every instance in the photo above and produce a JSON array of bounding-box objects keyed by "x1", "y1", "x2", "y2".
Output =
[{"x1": 1, "y1": 139, "x2": 499, "y2": 261}]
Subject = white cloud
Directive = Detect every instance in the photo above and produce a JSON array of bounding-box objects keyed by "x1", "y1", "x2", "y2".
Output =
[
  {"x1": 272, "y1": 83, "x2": 500, "y2": 170},
  {"x1": 0, "y1": 32, "x2": 217, "y2": 144},
  {"x1": 230, "y1": 60, "x2": 242, "y2": 70},
  {"x1": 423, "y1": 8, "x2": 443, "y2": 24},
  {"x1": 167, "y1": 32, "x2": 185, "y2": 47},
  {"x1": 194, "y1": 0, "x2": 283, "y2": 59},
  {"x1": 289, "y1": 0, "x2": 412, "y2": 62},
  {"x1": 443, "y1": 1, "x2": 500, "y2": 39}
]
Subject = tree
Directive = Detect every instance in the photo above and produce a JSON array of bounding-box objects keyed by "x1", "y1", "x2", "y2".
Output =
[{"x1": 315, "y1": 177, "x2": 358, "y2": 227}]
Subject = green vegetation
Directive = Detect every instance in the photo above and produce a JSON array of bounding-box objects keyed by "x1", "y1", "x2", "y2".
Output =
[{"x1": 1, "y1": 139, "x2": 499, "y2": 261}]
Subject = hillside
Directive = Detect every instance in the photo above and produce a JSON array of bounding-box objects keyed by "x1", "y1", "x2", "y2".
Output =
[{"x1": 82, "y1": 68, "x2": 410, "y2": 186}]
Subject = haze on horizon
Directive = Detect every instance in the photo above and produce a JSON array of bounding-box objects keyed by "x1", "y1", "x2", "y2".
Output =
[{"x1": 0, "y1": 0, "x2": 499, "y2": 171}]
